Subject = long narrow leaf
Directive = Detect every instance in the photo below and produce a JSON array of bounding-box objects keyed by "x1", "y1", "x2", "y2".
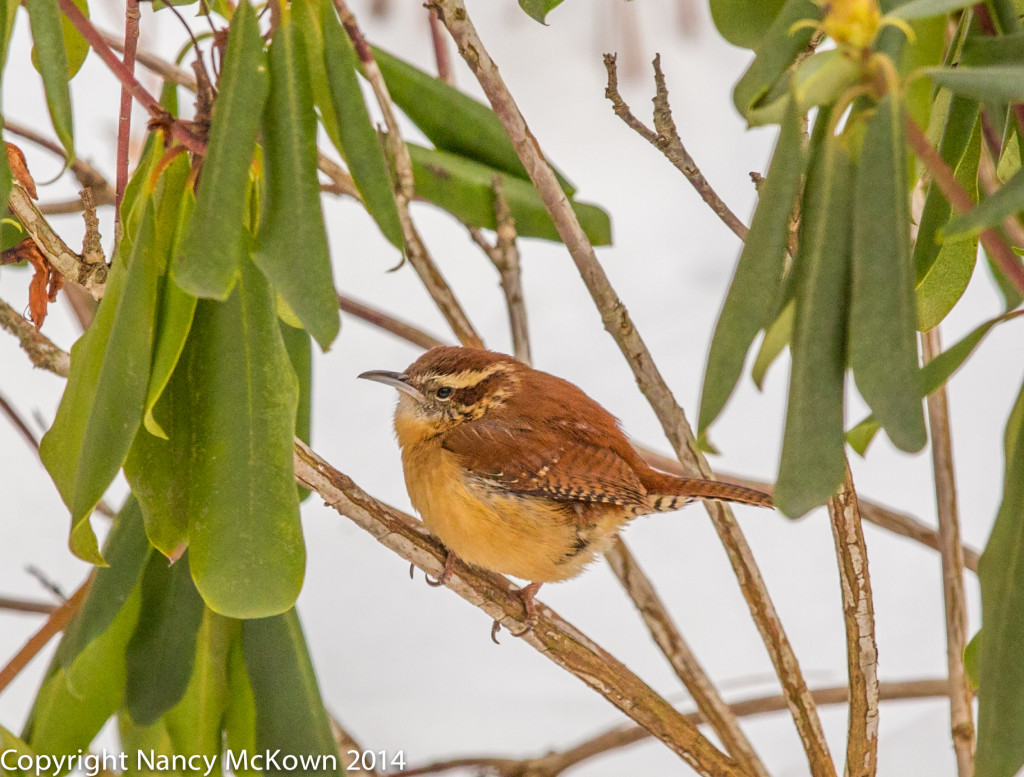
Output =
[
  {"x1": 25, "y1": 0, "x2": 74, "y2": 157},
  {"x1": 944, "y1": 164, "x2": 1024, "y2": 241}
]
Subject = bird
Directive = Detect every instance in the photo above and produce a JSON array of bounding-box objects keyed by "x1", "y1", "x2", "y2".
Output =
[{"x1": 359, "y1": 346, "x2": 772, "y2": 636}]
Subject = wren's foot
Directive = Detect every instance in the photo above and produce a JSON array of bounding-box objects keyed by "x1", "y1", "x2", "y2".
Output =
[
  {"x1": 490, "y1": 581, "x2": 544, "y2": 644},
  {"x1": 424, "y1": 550, "x2": 457, "y2": 587}
]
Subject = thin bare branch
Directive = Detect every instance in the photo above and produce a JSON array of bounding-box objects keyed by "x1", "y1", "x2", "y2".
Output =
[
  {"x1": 3, "y1": 121, "x2": 116, "y2": 203},
  {"x1": 293, "y1": 440, "x2": 744, "y2": 777},
  {"x1": 430, "y1": 4, "x2": 835, "y2": 774},
  {"x1": 8, "y1": 186, "x2": 108, "y2": 297},
  {"x1": 606, "y1": 540, "x2": 770, "y2": 777},
  {"x1": 921, "y1": 328, "x2": 975, "y2": 776},
  {"x1": 603, "y1": 54, "x2": 748, "y2": 243},
  {"x1": 401, "y1": 679, "x2": 957, "y2": 777},
  {"x1": 337, "y1": 291, "x2": 447, "y2": 350},
  {"x1": 827, "y1": 464, "x2": 879, "y2": 777},
  {"x1": 115, "y1": 0, "x2": 141, "y2": 231},
  {"x1": 0, "y1": 579, "x2": 88, "y2": 693},
  {"x1": 427, "y1": 6, "x2": 454, "y2": 85},
  {"x1": 978, "y1": 140, "x2": 1024, "y2": 253},
  {"x1": 330, "y1": 717, "x2": 381, "y2": 777},
  {"x1": 332, "y1": 0, "x2": 483, "y2": 349},
  {"x1": 0, "y1": 297, "x2": 71, "y2": 377},
  {"x1": 0, "y1": 597, "x2": 56, "y2": 615},
  {"x1": 0, "y1": 390, "x2": 40, "y2": 450},
  {"x1": 102, "y1": 31, "x2": 198, "y2": 90}
]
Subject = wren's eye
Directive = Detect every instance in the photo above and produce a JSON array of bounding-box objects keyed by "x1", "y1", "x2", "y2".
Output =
[{"x1": 435, "y1": 386, "x2": 453, "y2": 399}]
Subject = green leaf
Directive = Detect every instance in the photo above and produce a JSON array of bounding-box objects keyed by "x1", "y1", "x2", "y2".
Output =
[
  {"x1": 242, "y1": 610, "x2": 342, "y2": 777},
  {"x1": 125, "y1": 552, "x2": 206, "y2": 726},
  {"x1": 846, "y1": 309, "x2": 1024, "y2": 454},
  {"x1": 733, "y1": 0, "x2": 820, "y2": 120},
  {"x1": 961, "y1": 31, "x2": 1024, "y2": 67},
  {"x1": 965, "y1": 630, "x2": 981, "y2": 690},
  {"x1": 25, "y1": 0, "x2": 74, "y2": 158},
  {"x1": 752, "y1": 299, "x2": 794, "y2": 390},
  {"x1": 891, "y1": 0, "x2": 975, "y2": 18},
  {"x1": 985, "y1": 247, "x2": 1024, "y2": 311},
  {"x1": 281, "y1": 320, "x2": 313, "y2": 502},
  {"x1": 710, "y1": 0, "x2": 788, "y2": 49},
  {"x1": 0, "y1": 725, "x2": 35, "y2": 775},
  {"x1": 164, "y1": 609, "x2": 234, "y2": 772},
  {"x1": 57, "y1": 496, "x2": 151, "y2": 675},
  {"x1": 945, "y1": 165, "x2": 1024, "y2": 242},
  {"x1": 700, "y1": 100, "x2": 803, "y2": 433},
  {"x1": 372, "y1": 46, "x2": 576, "y2": 195},
  {"x1": 916, "y1": 236, "x2": 978, "y2": 331},
  {"x1": 223, "y1": 637, "x2": 259, "y2": 775},
  {"x1": 791, "y1": 50, "x2": 862, "y2": 112},
  {"x1": 40, "y1": 203, "x2": 161, "y2": 564},
  {"x1": 924, "y1": 65, "x2": 1024, "y2": 103},
  {"x1": 175, "y1": 0, "x2": 267, "y2": 300},
  {"x1": 319, "y1": 1, "x2": 403, "y2": 249},
  {"x1": 31, "y1": 0, "x2": 89, "y2": 79},
  {"x1": 408, "y1": 143, "x2": 611, "y2": 245},
  {"x1": 254, "y1": 11, "x2": 340, "y2": 351},
  {"x1": 976, "y1": 377, "x2": 1024, "y2": 777},
  {"x1": 24, "y1": 587, "x2": 142, "y2": 758},
  {"x1": 849, "y1": 96, "x2": 926, "y2": 453},
  {"x1": 775, "y1": 131, "x2": 853, "y2": 517},
  {"x1": 518, "y1": 0, "x2": 564, "y2": 23},
  {"x1": 185, "y1": 257, "x2": 304, "y2": 618}
]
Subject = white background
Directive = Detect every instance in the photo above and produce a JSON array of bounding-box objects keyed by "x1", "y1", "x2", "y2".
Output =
[{"x1": 2, "y1": 0, "x2": 1021, "y2": 774}]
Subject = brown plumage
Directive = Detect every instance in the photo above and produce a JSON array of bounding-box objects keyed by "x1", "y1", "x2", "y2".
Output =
[{"x1": 359, "y1": 346, "x2": 772, "y2": 628}]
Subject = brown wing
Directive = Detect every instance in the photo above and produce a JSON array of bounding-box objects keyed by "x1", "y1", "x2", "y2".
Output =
[{"x1": 440, "y1": 417, "x2": 649, "y2": 508}]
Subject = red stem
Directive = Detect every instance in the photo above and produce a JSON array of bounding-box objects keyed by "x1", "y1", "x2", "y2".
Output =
[
  {"x1": 905, "y1": 114, "x2": 1024, "y2": 296},
  {"x1": 115, "y1": 0, "x2": 141, "y2": 218},
  {"x1": 56, "y1": 0, "x2": 206, "y2": 156}
]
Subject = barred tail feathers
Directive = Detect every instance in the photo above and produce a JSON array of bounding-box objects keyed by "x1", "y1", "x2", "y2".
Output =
[{"x1": 641, "y1": 470, "x2": 773, "y2": 511}]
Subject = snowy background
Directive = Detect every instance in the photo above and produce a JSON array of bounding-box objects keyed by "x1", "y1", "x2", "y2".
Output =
[{"x1": 3, "y1": 0, "x2": 1021, "y2": 774}]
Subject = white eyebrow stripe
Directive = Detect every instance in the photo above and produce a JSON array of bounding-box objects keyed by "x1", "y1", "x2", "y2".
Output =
[{"x1": 436, "y1": 364, "x2": 507, "y2": 389}]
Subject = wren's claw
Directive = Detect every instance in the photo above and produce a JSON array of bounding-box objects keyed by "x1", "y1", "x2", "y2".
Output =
[
  {"x1": 424, "y1": 550, "x2": 457, "y2": 587},
  {"x1": 517, "y1": 581, "x2": 542, "y2": 634}
]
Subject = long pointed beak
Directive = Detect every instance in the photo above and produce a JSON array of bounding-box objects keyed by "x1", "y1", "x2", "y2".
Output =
[{"x1": 358, "y1": 370, "x2": 425, "y2": 402}]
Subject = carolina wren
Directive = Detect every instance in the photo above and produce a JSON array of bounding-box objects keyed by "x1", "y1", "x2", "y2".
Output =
[{"x1": 359, "y1": 346, "x2": 772, "y2": 632}]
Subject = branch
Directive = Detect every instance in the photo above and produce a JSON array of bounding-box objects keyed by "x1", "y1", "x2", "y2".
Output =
[
  {"x1": 0, "y1": 579, "x2": 88, "y2": 693},
  {"x1": 427, "y1": 6, "x2": 454, "y2": 86},
  {"x1": 332, "y1": 0, "x2": 483, "y2": 349},
  {"x1": 921, "y1": 328, "x2": 975, "y2": 776},
  {"x1": 114, "y1": 0, "x2": 141, "y2": 230},
  {"x1": 102, "y1": 30, "x2": 198, "y2": 90},
  {"x1": 293, "y1": 440, "x2": 744, "y2": 777},
  {"x1": 827, "y1": 464, "x2": 879, "y2": 777},
  {"x1": 429, "y1": 4, "x2": 835, "y2": 774},
  {"x1": 337, "y1": 291, "x2": 448, "y2": 350},
  {"x1": 4, "y1": 121, "x2": 116, "y2": 204},
  {"x1": 8, "y1": 185, "x2": 108, "y2": 298},
  {"x1": 401, "y1": 679, "x2": 957, "y2": 777},
  {"x1": 0, "y1": 296, "x2": 71, "y2": 376},
  {"x1": 603, "y1": 54, "x2": 748, "y2": 243},
  {"x1": 905, "y1": 114, "x2": 1024, "y2": 295},
  {"x1": 606, "y1": 540, "x2": 770, "y2": 777},
  {"x1": 0, "y1": 597, "x2": 56, "y2": 615}
]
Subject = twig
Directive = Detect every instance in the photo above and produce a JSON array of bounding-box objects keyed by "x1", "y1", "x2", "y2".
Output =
[
  {"x1": 101, "y1": 30, "x2": 199, "y2": 90},
  {"x1": 115, "y1": 0, "x2": 141, "y2": 233},
  {"x1": 827, "y1": 464, "x2": 879, "y2": 777},
  {"x1": 80, "y1": 188, "x2": 105, "y2": 266},
  {"x1": 905, "y1": 114, "x2": 1024, "y2": 295},
  {"x1": 318, "y1": 152, "x2": 362, "y2": 201},
  {"x1": 603, "y1": 54, "x2": 748, "y2": 243},
  {"x1": 921, "y1": 328, "x2": 975, "y2": 777},
  {"x1": 293, "y1": 440, "x2": 744, "y2": 777},
  {"x1": 466, "y1": 177, "x2": 530, "y2": 362},
  {"x1": 635, "y1": 445, "x2": 981, "y2": 573},
  {"x1": 3, "y1": 120, "x2": 116, "y2": 203},
  {"x1": 8, "y1": 186, "x2": 108, "y2": 297},
  {"x1": 55, "y1": 0, "x2": 206, "y2": 156},
  {"x1": 0, "y1": 296, "x2": 71, "y2": 376},
  {"x1": 978, "y1": 141, "x2": 1024, "y2": 252},
  {"x1": 329, "y1": 716, "x2": 381, "y2": 777},
  {"x1": 427, "y1": 6, "x2": 454, "y2": 85},
  {"x1": 332, "y1": 0, "x2": 483, "y2": 350},
  {"x1": 605, "y1": 540, "x2": 770, "y2": 777},
  {"x1": 0, "y1": 597, "x2": 56, "y2": 615},
  {"x1": 337, "y1": 291, "x2": 447, "y2": 350},
  {"x1": 0, "y1": 579, "x2": 88, "y2": 693},
  {"x1": 0, "y1": 391, "x2": 40, "y2": 450},
  {"x1": 429, "y1": 4, "x2": 836, "y2": 774},
  {"x1": 400, "y1": 679, "x2": 958, "y2": 777}
]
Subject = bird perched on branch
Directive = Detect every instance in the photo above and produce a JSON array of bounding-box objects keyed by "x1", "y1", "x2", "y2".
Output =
[{"x1": 360, "y1": 346, "x2": 772, "y2": 637}]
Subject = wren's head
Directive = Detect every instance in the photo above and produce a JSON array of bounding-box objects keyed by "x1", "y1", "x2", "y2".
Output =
[{"x1": 359, "y1": 346, "x2": 519, "y2": 443}]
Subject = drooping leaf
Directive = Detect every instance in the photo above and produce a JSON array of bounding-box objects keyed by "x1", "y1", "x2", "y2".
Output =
[
  {"x1": 849, "y1": 96, "x2": 926, "y2": 453},
  {"x1": 281, "y1": 320, "x2": 312, "y2": 502},
  {"x1": 371, "y1": 46, "x2": 576, "y2": 195},
  {"x1": 733, "y1": 0, "x2": 820, "y2": 121},
  {"x1": 408, "y1": 143, "x2": 612, "y2": 245},
  {"x1": 961, "y1": 31, "x2": 1024, "y2": 67},
  {"x1": 175, "y1": 0, "x2": 267, "y2": 299},
  {"x1": 518, "y1": 0, "x2": 565, "y2": 23},
  {"x1": 944, "y1": 165, "x2": 1024, "y2": 242},
  {"x1": 125, "y1": 552, "x2": 206, "y2": 726},
  {"x1": 242, "y1": 610, "x2": 342, "y2": 777},
  {"x1": 846, "y1": 309, "x2": 1024, "y2": 454},
  {"x1": 976, "y1": 377, "x2": 1024, "y2": 777},
  {"x1": 318, "y1": 0, "x2": 403, "y2": 249},
  {"x1": 700, "y1": 99, "x2": 804, "y2": 433},
  {"x1": 57, "y1": 496, "x2": 151, "y2": 675},
  {"x1": 39, "y1": 203, "x2": 161, "y2": 564},
  {"x1": 775, "y1": 130, "x2": 853, "y2": 517},
  {"x1": 223, "y1": 637, "x2": 259, "y2": 776},
  {"x1": 30, "y1": 0, "x2": 89, "y2": 79},
  {"x1": 924, "y1": 65, "x2": 1024, "y2": 103},
  {"x1": 709, "y1": 0, "x2": 788, "y2": 49},
  {"x1": 752, "y1": 299, "x2": 794, "y2": 390},
  {"x1": 185, "y1": 257, "x2": 304, "y2": 618},
  {"x1": 965, "y1": 630, "x2": 982, "y2": 690},
  {"x1": 25, "y1": 0, "x2": 74, "y2": 158},
  {"x1": 254, "y1": 11, "x2": 340, "y2": 351}
]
